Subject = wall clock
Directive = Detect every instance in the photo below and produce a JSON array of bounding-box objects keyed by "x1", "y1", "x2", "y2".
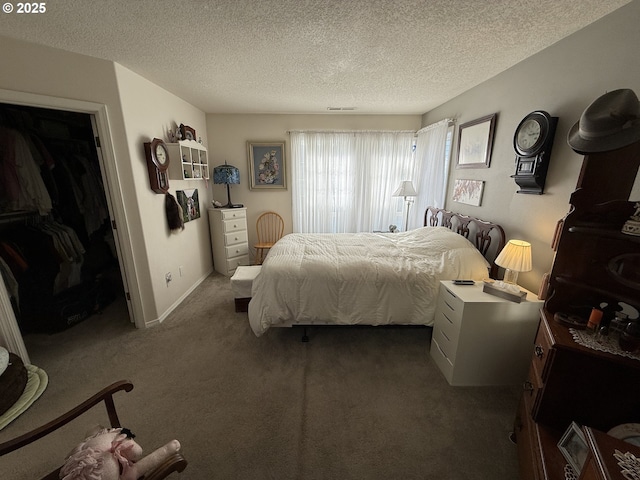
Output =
[
  {"x1": 144, "y1": 138, "x2": 171, "y2": 193},
  {"x1": 511, "y1": 110, "x2": 558, "y2": 194}
]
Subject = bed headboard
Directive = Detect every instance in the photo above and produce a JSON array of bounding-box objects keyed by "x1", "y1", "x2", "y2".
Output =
[{"x1": 424, "y1": 206, "x2": 506, "y2": 279}]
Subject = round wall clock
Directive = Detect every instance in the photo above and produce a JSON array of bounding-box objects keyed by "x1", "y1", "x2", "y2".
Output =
[
  {"x1": 144, "y1": 138, "x2": 171, "y2": 193},
  {"x1": 511, "y1": 111, "x2": 558, "y2": 194}
]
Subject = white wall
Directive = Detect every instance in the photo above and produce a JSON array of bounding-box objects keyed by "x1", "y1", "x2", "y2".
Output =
[
  {"x1": 113, "y1": 65, "x2": 212, "y2": 319},
  {"x1": 205, "y1": 114, "x2": 421, "y2": 259},
  {"x1": 421, "y1": 0, "x2": 640, "y2": 294}
]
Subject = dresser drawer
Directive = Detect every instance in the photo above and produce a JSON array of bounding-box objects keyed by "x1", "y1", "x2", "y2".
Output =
[
  {"x1": 221, "y1": 209, "x2": 246, "y2": 221},
  {"x1": 225, "y1": 229, "x2": 248, "y2": 247},
  {"x1": 522, "y1": 364, "x2": 541, "y2": 413},
  {"x1": 225, "y1": 242, "x2": 249, "y2": 259},
  {"x1": 531, "y1": 319, "x2": 553, "y2": 381},
  {"x1": 226, "y1": 255, "x2": 250, "y2": 274},
  {"x1": 223, "y1": 217, "x2": 247, "y2": 234}
]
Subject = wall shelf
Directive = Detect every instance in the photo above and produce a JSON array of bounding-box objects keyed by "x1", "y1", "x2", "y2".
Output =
[{"x1": 167, "y1": 140, "x2": 209, "y2": 181}]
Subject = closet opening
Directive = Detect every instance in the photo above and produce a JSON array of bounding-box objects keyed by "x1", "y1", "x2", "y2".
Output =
[{"x1": 0, "y1": 102, "x2": 132, "y2": 347}]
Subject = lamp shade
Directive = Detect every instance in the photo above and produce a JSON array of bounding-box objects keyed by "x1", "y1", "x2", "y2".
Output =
[
  {"x1": 495, "y1": 240, "x2": 532, "y2": 272},
  {"x1": 393, "y1": 180, "x2": 417, "y2": 197},
  {"x1": 213, "y1": 163, "x2": 240, "y2": 185}
]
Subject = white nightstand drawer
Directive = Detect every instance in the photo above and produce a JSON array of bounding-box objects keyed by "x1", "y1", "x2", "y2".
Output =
[
  {"x1": 434, "y1": 307, "x2": 461, "y2": 345},
  {"x1": 431, "y1": 337, "x2": 454, "y2": 381},
  {"x1": 225, "y1": 229, "x2": 248, "y2": 247},
  {"x1": 433, "y1": 323, "x2": 458, "y2": 363},
  {"x1": 437, "y1": 288, "x2": 463, "y2": 325},
  {"x1": 221, "y1": 209, "x2": 247, "y2": 221}
]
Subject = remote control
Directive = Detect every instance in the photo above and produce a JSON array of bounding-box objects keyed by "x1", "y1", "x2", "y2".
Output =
[{"x1": 453, "y1": 279, "x2": 475, "y2": 285}]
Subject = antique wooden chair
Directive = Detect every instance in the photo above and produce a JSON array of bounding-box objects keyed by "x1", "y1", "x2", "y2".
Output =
[
  {"x1": 0, "y1": 380, "x2": 187, "y2": 479},
  {"x1": 254, "y1": 211, "x2": 284, "y2": 264}
]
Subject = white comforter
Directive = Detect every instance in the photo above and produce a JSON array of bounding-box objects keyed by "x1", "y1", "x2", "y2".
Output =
[{"x1": 248, "y1": 226, "x2": 490, "y2": 336}]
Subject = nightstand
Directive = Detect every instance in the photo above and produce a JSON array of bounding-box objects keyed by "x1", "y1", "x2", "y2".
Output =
[{"x1": 430, "y1": 280, "x2": 543, "y2": 386}]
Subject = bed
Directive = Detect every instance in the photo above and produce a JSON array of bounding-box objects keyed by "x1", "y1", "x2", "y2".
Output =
[{"x1": 248, "y1": 207, "x2": 505, "y2": 337}]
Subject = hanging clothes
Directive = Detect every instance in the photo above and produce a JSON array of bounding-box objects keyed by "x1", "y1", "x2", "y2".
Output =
[{"x1": 0, "y1": 126, "x2": 53, "y2": 215}]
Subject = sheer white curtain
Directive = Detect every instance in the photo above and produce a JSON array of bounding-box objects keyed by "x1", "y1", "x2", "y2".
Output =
[
  {"x1": 408, "y1": 119, "x2": 453, "y2": 229},
  {"x1": 290, "y1": 130, "x2": 416, "y2": 233}
]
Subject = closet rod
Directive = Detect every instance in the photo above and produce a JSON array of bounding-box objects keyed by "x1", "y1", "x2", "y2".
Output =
[{"x1": 0, "y1": 210, "x2": 41, "y2": 226}]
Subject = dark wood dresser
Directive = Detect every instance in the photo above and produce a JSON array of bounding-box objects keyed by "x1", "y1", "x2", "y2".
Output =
[
  {"x1": 513, "y1": 142, "x2": 640, "y2": 479},
  {"x1": 580, "y1": 427, "x2": 640, "y2": 480}
]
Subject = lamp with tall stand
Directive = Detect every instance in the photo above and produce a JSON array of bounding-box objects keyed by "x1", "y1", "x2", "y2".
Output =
[
  {"x1": 213, "y1": 162, "x2": 244, "y2": 208},
  {"x1": 393, "y1": 181, "x2": 417, "y2": 231}
]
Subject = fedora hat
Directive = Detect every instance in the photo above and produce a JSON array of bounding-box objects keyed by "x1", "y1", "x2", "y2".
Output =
[{"x1": 567, "y1": 88, "x2": 640, "y2": 154}]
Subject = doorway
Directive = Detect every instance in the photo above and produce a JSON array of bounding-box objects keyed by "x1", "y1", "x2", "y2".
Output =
[{"x1": 0, "y1": 91, "x2": 138, "y2": 364}]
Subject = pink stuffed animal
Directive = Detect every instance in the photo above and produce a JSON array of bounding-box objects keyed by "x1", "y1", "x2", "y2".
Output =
[{"x1": 59, "y1": 426, "x2": 180, "y2": 480}]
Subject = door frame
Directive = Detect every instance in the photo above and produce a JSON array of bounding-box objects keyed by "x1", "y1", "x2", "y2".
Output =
[{"x1": 0, "y1": 89, "x2": 144, "y2": 359}]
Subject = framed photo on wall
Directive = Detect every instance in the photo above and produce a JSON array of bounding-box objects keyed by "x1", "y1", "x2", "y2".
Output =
[
  {"x1": 452, "y1": 179, "x2": 485, "y2": 206},
  {"x1": 176, "y1": 188, "x2": 200, "y2": 222},
  {"x1": 456, "y1": 113, "x2": 497, "y2": 168},
  {"x1": 247, "y1": 141, "x2": 287, "y2": 190}
]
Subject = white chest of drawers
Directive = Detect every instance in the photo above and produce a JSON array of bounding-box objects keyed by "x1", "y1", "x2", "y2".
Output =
[
  {"x1": 430, "y1": 281, "x2": 542, "y2": 386},
  {"x1": 208, "y1": 208, "x2": 250, "y2": 276}
]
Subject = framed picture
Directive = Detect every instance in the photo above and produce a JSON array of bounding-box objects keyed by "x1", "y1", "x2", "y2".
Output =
[
  {"x1": 179, "y1": 124, "x2": 196, "y2": 142},
  {"x1": 176, "y1": 188, "x2": 200, "y2": 222},
  {"x1": 247, "y1": 141, "x2": 287, "y2": 190},
  {"x1": 452, "y1": 179, "x2": 485, "y2": 206},
  {"x1": 557, "y1": 422, "x2": 589, "y2": 475},
  {"x1": 456, "y1": 113, "x2": 497, "y2": 168}
]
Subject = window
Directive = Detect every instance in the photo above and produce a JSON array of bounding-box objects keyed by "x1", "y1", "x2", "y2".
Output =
[{"x1": 290, "y1": 121, "x2": 452, "y2": 233}]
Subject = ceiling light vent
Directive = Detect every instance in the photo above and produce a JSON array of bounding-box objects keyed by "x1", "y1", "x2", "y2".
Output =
[{"x1": 327, "y1": 107, "x2": 356, "y2": 111}]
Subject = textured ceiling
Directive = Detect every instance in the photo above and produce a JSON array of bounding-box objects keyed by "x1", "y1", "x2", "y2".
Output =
[{"x1": 0, "y1": 0, "x2": 632, "y2": 114}]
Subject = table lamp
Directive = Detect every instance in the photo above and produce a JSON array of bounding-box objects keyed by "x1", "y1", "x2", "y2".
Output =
[
  {"x1": 213, "y1": 162, "x2": 243, "y2": 208},
  {"x1": 495, "y1": 239, "x2": 532, "y2": 285}
]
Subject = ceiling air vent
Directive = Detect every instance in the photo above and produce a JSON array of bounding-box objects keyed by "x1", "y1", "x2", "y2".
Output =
[{"x1": 327, "y1": 107, "x2": 356, "y2": 111}]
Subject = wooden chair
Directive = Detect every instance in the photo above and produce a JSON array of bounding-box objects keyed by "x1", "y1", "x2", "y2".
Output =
[
  {"x1": 254, "y1": 211, "x2": 284, "y2": 264},
  {"x1": 0, "y1": 380, "x2": 187, "y2": 479}
]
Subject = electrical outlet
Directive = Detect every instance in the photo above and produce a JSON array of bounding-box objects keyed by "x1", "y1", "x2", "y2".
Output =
[{"x1": 165, "y1": 272, "x2": 172, "y2": 285}]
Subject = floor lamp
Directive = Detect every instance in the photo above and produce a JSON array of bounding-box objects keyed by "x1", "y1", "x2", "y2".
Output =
[{"x1": 393, "y1": 181, "x2": 417, "y2": 231}]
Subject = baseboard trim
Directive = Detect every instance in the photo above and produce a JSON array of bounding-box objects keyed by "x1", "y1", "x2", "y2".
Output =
[{"x1": 146, "y1": 269, "x2": 214, "y2": 327}]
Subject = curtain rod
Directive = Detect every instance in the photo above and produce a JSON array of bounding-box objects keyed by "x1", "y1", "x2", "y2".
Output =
[
  {"x1": 287, "y1": 129, "x2": 417, "y2": 134},
  {"x1": 416, "y1": 118, "x2": 455, "y2": 135}
]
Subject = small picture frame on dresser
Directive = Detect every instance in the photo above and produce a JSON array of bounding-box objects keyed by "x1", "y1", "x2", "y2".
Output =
[{"x1": 558, "y1": 421, "x2": 589, "y2": 475}]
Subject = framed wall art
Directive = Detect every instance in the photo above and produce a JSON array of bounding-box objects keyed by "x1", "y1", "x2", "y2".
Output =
[
  {"x1": 179, "y1": 124, "x2": 196, "y2": 142},
  {"x1": 247, "y1": 141, "x2": 287, "y2": 190},
  {"x1": 456, "y1": 113, "x2": 497, "y2": 168},
  {"x1": 176, "y1": 188, "x2": 200, "y2": 222},
  {"x1": 452, "y1": 179, "x2": 485, "y2": 206}
]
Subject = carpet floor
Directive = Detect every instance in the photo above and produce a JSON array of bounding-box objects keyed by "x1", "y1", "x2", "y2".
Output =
[{"x1": 0, "y1": 272, "x2": 521, "y2": 479}]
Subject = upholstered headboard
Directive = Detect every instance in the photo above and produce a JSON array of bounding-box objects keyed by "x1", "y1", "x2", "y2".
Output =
[{"x1": 424, "y1": 206, "x2": 506, "y2": 279}]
